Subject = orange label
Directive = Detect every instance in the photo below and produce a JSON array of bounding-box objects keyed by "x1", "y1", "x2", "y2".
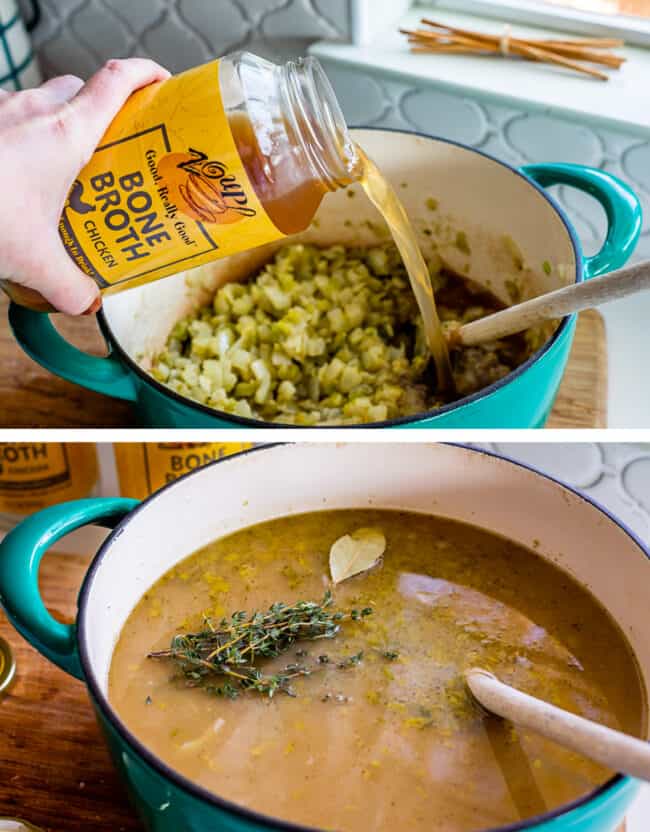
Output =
[
  {"x1": 114, "y1": 442, "x2": 251, "y2": 500},
  {"x1": 60, "y1": 60, "x2": 284, "y2": 292},
  {"x1": 0, "y1": 443, "x2": 98, "y2": 515}
]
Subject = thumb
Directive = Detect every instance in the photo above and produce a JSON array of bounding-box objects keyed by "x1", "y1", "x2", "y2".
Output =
[{"x1": 29, "y1": 240, "x2": 102, "y2": 315}]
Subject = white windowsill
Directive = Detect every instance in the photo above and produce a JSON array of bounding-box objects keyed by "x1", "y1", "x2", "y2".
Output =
[
  {"x1": 601, "y1": 297, "x2": 650, "y2": 428},
  {"x1": 311, "y1": 7, "x2": 650, "y2": 138},
  {"x1": 431, "y1": 0, "x2": 650, "y2": 47},
  {"x1": 629, "y1": 785, "x2": 650, "y2": 832}
]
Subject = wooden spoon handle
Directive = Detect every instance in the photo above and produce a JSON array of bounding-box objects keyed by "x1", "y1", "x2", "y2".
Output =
[
  {"x1": 466, "y1": 668, "x2": 650, "y2": 783},
  {"x1": 456, "y1": 260, "x2": 650, "y2": 347}
]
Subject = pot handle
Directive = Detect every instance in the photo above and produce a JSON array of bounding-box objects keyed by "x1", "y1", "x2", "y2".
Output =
[
  {"x1": 0, "y1": 498, "x2": 138, "y2": 679},
  {"x1": 8, "y1": 304, "x2": 137, "y2": 401},
  {"x1": 521, "y1": 163, "x2": 642, "y2": 279}
]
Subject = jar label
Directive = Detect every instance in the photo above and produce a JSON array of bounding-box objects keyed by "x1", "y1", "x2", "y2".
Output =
[
  {"x1": 59, "y1": 60, "x2": 284, "y2": 291},
  {"x1": 114, "y1": 443, "x2": 251, "y2": 500},
  {"x1": 0, "y1": 444, "x2": 98, "y2": 514}
]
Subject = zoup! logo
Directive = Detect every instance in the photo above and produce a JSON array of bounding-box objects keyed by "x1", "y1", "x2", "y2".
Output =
[{"x1": 157, "y1": 148, "x2": 257, "y2": 225}]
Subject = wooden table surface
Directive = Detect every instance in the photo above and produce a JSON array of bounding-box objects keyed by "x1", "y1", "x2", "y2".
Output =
[{"x1": 0, "y1": 294, "x2": 607, "y2": 429}]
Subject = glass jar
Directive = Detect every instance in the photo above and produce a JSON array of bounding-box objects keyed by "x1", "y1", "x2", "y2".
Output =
[
  {"x1": 2, "y1": 52, "x2": 358, "y2": 311},
  {"x1": 113, "y1": 442, "x2": 252, "y2": 500},
  {"x1": 0, "y1": 443, "x2": 98, "y2": 529}
]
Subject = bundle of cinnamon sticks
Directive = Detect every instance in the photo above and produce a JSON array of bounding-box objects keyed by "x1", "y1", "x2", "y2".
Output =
[{"x1": 401, "y1": 18, "x2": 626, "y2": 80}]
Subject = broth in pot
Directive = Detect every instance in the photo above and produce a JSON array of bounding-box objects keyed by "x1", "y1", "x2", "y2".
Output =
[{"x1": 110, "y1": 510, "x2": 646, "y2": 832}]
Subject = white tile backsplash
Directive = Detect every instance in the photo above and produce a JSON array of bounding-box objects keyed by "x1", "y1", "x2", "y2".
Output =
[
  {"x1": 28, "y1": 0, "x2": 353, "y2": 76},
  {"x1": 314, "y1": 58, "x2": 650, "y2": 263}
]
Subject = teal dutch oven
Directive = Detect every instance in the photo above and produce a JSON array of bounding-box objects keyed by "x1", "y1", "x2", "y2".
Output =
[
  {"x1": 0, "y1": 443, "x2": 647, "y2": 831},
  {"x1": 8, "y1": 129, "x2": 642, "y2": 428}
]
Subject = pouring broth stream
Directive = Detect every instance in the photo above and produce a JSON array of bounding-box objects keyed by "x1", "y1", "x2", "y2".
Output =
[{"x1": 355, "y1": 145, "x2": 453, "y2": 390}]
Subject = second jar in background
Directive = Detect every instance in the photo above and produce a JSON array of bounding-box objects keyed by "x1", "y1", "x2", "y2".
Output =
[
  {"x1": 113, "y1": 443, "x2": 251, "y2": 500},
  {"x1": 0, "y1": 443, "x2": 98, "y2": 530}
]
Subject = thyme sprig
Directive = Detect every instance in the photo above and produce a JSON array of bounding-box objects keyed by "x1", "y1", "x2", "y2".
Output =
[{"x1": 148, "y1": 591, "x2": 372, "y2": 698}]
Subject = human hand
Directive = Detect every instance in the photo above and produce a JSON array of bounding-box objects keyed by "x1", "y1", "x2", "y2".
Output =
[{"x1": 0, "y1": 58, "x2": 170, "y2": 315}]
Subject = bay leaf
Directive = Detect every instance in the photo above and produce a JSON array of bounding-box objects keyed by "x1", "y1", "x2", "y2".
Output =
[{"x1": 329, "y1": 527, "x2": 386, "y2": 585}]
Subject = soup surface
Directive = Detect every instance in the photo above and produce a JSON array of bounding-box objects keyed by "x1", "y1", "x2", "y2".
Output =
[{"x1": 110, "y1": 511, "x2": 646, "y2": 832}]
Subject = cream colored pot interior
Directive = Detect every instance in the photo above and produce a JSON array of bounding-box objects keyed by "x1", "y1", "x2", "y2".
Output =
[
  {"x1": 101, "y1": 130, "x2": 577, "y2": 369},
  {"x1": 82, "y1": 443, "x2": 648, "y2": 738}
]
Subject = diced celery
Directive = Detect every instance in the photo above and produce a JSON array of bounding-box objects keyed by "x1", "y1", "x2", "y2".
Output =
[
  {"x1": 150, "y1": 240, "x2": 528, "y2": 425},
  {"x1": 327, "y1": 307, "x2": 346, "y2": 332},
  {"x1": 252, "y1": 359, "x2": 272, "y2": 403},
  {"x1": 277, "y1": 380, "x2": 296, "y2": 403},
  {"x1": 339, "y1": 365, "x2": 362, "y2": 393}
]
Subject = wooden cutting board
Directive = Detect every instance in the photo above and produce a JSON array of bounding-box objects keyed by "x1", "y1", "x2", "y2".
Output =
[
  {"x1": 0, "y1": 551, "x2": 626, "y2": 832},
  {"x1": 546, "y1": 309, "x2": 607, "y2": 429},
  {"x1": 0, "y1": 295, "x2": 606, "y2": 428}
]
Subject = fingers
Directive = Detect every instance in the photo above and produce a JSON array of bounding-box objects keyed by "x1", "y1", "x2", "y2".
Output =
[
  {"x1": 40, "y1": 73, "x2": 84, "y2": 105},
  {"x1": 0, "y1": 58, "x2": 169, "y2": 314},
  {"x1": 0, "y1": 74, "x2": 83, "y2": 122},
  {"x1": 0, "y1": 59, "x2": 165, "y2": 130},
  {"x1": 69, "y1": 58, "x2": 170, "y2": 150}
]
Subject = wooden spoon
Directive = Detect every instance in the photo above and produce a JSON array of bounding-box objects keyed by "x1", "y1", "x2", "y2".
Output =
[
  {"x1": 455, "y1": 260, "x2": 650, "y2": 347},
  {"x1": 466, "y1": 668, "x2": 650, "y2": 782}
]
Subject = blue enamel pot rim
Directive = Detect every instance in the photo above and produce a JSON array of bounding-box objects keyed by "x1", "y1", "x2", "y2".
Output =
[
  {"x1": 95, "y1": 127, "x2": 583, "y2": 428},
  {"x1": 76, "y1": 442, "x2": 648, "y2": 832}
]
